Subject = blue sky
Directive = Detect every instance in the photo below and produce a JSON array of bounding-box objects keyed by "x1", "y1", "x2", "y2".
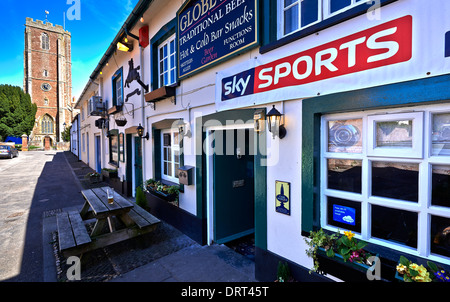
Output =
[{"x1": 0, "y1": 0, "x2": 139, "y2": 101}]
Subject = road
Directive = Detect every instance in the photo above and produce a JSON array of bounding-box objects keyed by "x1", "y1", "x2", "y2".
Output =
[{"x1": 0, "y1": 151, "x2": 85, "y2": 282}]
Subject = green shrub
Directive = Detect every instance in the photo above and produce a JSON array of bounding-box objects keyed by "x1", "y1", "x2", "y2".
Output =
[{"x1": 135, "y1": 185, "x2": 147, "y2": 209}]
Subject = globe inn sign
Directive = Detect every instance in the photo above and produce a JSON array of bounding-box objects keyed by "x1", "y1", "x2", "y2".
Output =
[{"x1": 177, "y1": 0, "x2": 258, "y2": 79}]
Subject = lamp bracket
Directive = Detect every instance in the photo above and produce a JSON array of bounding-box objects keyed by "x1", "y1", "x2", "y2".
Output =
[{"x1": 121, "y1": 102, "x2": 135, "y2": 118}]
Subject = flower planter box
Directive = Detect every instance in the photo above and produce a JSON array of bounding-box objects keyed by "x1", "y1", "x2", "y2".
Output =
[
  {"x1": 147, "y1": 188, "x2": 177, "y2": 203},
  {"x1": 101, "y1": 170, "x2": 118, "y2": 179},
  {"x1": 89, "y1": 176, "x2": 102, "y2": 184},
  {"x1": 317, "y1": 247, "x2": 377, "y2": 274}
]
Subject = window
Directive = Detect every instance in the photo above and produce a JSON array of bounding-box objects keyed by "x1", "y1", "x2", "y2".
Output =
[
  {"x1": 41, "y1": 115, "x2": 54, "y2": 134},
  {"x1": 109, "y1": 130, "x2": 119, "y2": 166},
  {"x1": 161, "y1": 128, "x2": 180, "y2": 183},
  {"x1": 44, "y1": 98, "x2": 49, "y2": 106},
  {"x1": 112, "y1": 68, "x2": 123, "y2": 107},
  {"x1": 43, "y1": 70, "x2": 48, "y2": 77},
  {"x1": 158, "y1": 35, "x2": 176, "y2": 88},
  {"x1": 41, "y1": 33, "x2": 49, "y2": 50},
  {"x1": 278, "y1": 0, "x2": 366, "y2": 37},
  {"x1": 321, "y1": 104, "x2": 450, "y2": 263}
]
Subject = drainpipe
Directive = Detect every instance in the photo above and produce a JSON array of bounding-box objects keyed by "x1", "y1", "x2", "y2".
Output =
[{"x1": 140, "y1": 44, "x2": 146, "y2": 184}]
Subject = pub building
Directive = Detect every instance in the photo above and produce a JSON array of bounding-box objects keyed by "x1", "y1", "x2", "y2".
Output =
[{"x1": 74, "y1": 0, "x2": 450, "y2": 281}]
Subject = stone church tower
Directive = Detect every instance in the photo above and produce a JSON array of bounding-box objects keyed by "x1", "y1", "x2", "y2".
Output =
[{"x1": 23, "y1": 17, "x2": 73, "y2": 148}]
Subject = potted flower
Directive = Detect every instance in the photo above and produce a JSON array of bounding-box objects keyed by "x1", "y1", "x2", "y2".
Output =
[
  {"x1": 304, "y1": 228, "x2": 338, "y2": 273},
  {"x1": 396, "y1": 256, "x2": 450, "y2": 282},
  {"x1": 85, "y1": 172, "x2": 101, "y2": 183},
  {"x1": 305, "y1": 229, "x2": 376, "y2": 275},
  {"x1": 145, "y1": 178, "x2": 179, "y2": 204},
  {"x1": 101, "y1": 168, "x2": 118, "y2": 179}
]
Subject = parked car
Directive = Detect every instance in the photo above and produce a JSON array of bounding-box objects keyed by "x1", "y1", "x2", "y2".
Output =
[{"x1": 0, "y1": 145, "x2": 19, "y2": 159}]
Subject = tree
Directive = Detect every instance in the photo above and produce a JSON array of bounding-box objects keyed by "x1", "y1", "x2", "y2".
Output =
[
  {"x1": 0, "y1": 85, "x2": 37, "y2": 140},
  {"x1": 62, "y1": 125, "x2": 71, "y2": 142}
]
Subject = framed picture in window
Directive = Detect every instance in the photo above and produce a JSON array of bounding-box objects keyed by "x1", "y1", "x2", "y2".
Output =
[{"x1": 119, "y1": 133, "x2": 125, "y2": 162}]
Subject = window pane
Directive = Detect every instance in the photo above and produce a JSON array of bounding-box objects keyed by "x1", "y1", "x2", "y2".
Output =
[
  {"x1": 328, "y1": 119, "x2": 362, "y2": 153},
  {"x1": 167, "y1": 162, "x2": 172, "y2": 176},
  {"x1": 170, "y1": 55, "x2": 175, "y2": 69},
  {"x1": 431, "y1": 112, "x2": 450, "y2": 156},
  {"x1": 174, "y1": 150, "x2": 180, "y2": 164},
  {"x1": 163, "y1": 148, "x2": 168, "y2": 161},
  {"x1": 170, "y1": 70, "x2": 176, "y2": 84},
  {"x1": 376, "y1": 120, "x2": 413, "y2": 148},
  {"x1": 164, "y1": 162, "x2": 168, "y2": 175},
  {"x1": 371, "y1": 161, "x2": 419, "y2": 202},
  {"x1": 327, "y1": 159, "x2": 362, "y2": 193},
  {"x1": 301, "y1": 0, "x2": 318, "y2": 27},
  {"x1": 284, "y1": 4, "x2": 298, "y2": 35},
  {"x1": 284, "y1": 0, "x2": 297, "y2": 7},
  {"x1": 170, "y1": 40, "x2": 175, "y2": 53},
  {"x1": 372, "y1": 205, "x2": 417, "y2": 248},
  {"x1": 163, "y1": 44, "x2": 167, "y2": 57},
  {"x1": 432, "y1": 165, "x2": 450, "y2": 208},
  {"x1": 430, "y1": 215, "x2": 450, "y2": 258},
  {"x1": 175, "y1": 163, "x2": 180, "y2": 178},
  {"x1": 330, "y1": 0, "x2": 351, "y2": 13},
  {"x1": 164, "y1": 58, "x2": 168, "y2": 71},
  {"x1": 327, "y1": 197, "x2": 361, "y2": 233}
]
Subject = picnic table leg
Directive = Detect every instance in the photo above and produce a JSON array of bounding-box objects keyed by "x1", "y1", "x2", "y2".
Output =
[
  {"x1": 117, "y1": 212, "x2": 136, "y2": 228},
  {"x1": 91, "y1": 218, "x2": 107, "y2": 237},
  {"x1": 107, "y1": 217, "x2": 116, "y2": 233},
  {"x1": 79, "y1": 201, "x2": 90, "y2": 219}
]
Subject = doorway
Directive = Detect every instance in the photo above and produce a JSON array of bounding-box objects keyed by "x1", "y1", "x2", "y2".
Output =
[
  {"x1": 134, "y1": 136, "x2": 143, "y2": 193},
  {"x1": 44, "y1": 136, "x2": 52, "y2": 150},
  {"x1": 95, "y1": 135, "x2": 101, "y2": 173},
  {"x1": 206, "y1": 125, "x2": 255, "y2": 245}
]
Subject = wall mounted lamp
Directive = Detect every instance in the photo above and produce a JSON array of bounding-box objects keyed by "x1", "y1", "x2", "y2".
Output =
[
  {"x1": 137, "y1": 123, "x2": 149, "y2": 140},
  {"x1": 267, "y1": 105, "x2": 287, "y2": 139},
  {"x1": 176, "y1": 119, "x2": 192, "y2": 138},
  {"x1": 117, "y1": 40, "x2": 133, "y2": 52}
]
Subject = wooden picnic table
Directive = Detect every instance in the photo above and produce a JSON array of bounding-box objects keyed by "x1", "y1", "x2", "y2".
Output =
[
  {"x1": 57, "y1": 186, "x2": 160, "y2": 258},
  {"x1": 79, "y1": 187, "x2": 134, "y2": 236}
]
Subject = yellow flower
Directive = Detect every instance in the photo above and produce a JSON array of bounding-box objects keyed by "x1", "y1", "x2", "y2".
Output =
[
  {"x1": 409, "y1": 263, "x2": 419, "y2": 271},
  {"x1": 344, "y1": 231, "x2": 355, "y2": 240},
  {"x1": 396, "y1": 264, "x2": 407, "y2": 274}
]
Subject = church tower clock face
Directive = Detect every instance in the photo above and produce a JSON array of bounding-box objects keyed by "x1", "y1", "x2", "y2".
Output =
[{"x1": 41, "y1": 83, "x2": 52, "y2": 91}]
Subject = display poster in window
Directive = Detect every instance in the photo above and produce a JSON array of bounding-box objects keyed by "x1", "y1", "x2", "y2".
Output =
[
  {"x1": 332, "y1": 205, "x2": 356, "y2": 226},
  {"x1": 177, "y1": 0, "x2": 258, "y2": 79},
  {"x1": 275, "y1": 181, "x2": 290, "y2": 215},
  {"x1": 119, "y1": 133, "x2": 125, "y2": 162}
]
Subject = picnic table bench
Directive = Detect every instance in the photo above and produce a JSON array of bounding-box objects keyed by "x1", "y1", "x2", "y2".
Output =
[{"x1": 56, "y1": 186, "x2": 160, "y2": 258}]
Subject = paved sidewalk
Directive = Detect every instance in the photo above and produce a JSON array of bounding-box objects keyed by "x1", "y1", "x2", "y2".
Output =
[{"x1": 47, "y1": 152, "x2": 257, "y2": 282}]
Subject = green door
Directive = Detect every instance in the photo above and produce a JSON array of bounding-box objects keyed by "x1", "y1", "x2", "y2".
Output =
[
  {"x1": 134, "y1": 137, "x2": 143, "y2": 190},
  {"x1": 213, "y1": 129, "x2": 255, "y2": 244}
]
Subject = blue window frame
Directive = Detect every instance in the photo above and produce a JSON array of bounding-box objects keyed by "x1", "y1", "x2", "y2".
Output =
[
  {"x1": 112, "y1": 67, "x2": 123, "y2": 107},
  {"x1": 279, "y1": 0, "x2": 367, "y2": 37},
  {"x1": 261, "y1": 0, "x2": 398, "y2": 53}
]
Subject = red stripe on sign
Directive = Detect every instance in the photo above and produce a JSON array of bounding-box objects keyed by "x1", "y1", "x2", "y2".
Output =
[{"x1": 254, "y1": 15, "x2": 412, "y2": 93}]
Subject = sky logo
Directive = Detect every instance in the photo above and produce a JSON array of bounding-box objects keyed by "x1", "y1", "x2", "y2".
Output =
[{"x1": 221, "y1": 69, "x2": 255, "y2": 101}]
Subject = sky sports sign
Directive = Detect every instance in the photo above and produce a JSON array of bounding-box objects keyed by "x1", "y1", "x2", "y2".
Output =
[
  {"x1": 177, "y1": 0, "x2": 258, "y2": 79},
  {"x1": 221, "y1": 15, "x2": 412, "y2": 101}
]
